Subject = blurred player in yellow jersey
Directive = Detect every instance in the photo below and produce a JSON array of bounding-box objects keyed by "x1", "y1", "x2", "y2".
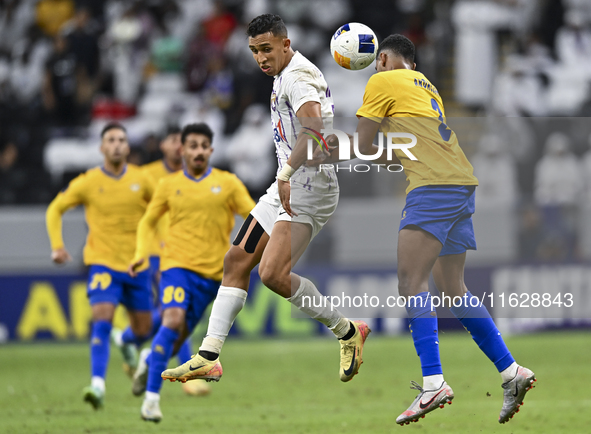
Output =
[
  {"x1": 127, "y1": 123, "x2": 255, "y2": 422},
  {"x1": 113, "y1": 125, "x2": 205, "y2": 396},
  {"x1": 323, "y1": 34, "x2": 535, "y2": 425},
  {"x1": 45, "y1": 123, "x2": 154, "y2": 410},
  {"x1": 141, "y1": 125, "x2": 183, "y2": 276}
]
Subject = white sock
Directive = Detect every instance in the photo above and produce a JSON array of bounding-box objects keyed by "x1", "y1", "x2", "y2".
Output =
[
  {"x1": 111, "y1": 328, "x2": 123, "y2": 347},
  {"x1": 287, "y1": 277, "x2": 350, "y2": 338},
  {"x1": 500, "y1": 362, "x2": 519, "y2": 383},
  {"x1": 145, "y1": 391, "x2": 160, "y2": 402},
  {"x1": 91, "y1": 376, "x2": 105, "y2": 393},
  {"x1": 423, "y1": 374, "x2": 444, "y2": 390},
  {"x1": 199, "y1": 286, "x2": 247, "y2": 354}
]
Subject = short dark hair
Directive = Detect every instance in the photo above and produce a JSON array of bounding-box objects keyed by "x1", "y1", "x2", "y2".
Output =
[
  {"x1": 101, "y1": 122, "x2": 126, "y2": 138},
  {"x1": 181, "y1": 123, "x2": 214, "y2": 144},
  {"x1": 246, "y1": 14, "x2": 287, "y2": 38},
  {"x1": 378, "y1": 34, "x2": 415, "y2": 63},
  {"x1": 164, "y1": 125, "x2": 181, "y2": 137}
]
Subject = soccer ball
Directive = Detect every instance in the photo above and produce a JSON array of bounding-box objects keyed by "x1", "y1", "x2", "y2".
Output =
[{"x1": 330, "y1": 23, "x2": 378, "y2": 71}]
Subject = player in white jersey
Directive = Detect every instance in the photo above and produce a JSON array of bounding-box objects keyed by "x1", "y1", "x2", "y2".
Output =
[{"x1": 161, "y1": 14, "x2": 370, "y2": 385}]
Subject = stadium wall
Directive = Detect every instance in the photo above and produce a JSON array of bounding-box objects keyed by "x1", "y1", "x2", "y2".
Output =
[{"x1": 1, "y1": 265, "x2": 589, "y2": 342}]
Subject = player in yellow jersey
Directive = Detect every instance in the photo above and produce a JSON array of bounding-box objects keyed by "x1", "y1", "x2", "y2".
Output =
[
  {"x1": 45, "y1": 123, "x2": 155, "y2": 410},
  {"x1": 321, "y1": 34, "x2": 535, "y2": 426},
  {"x1": 112, "y1": 125, "x2": 207, "y2": 396},
  {"x1": 127, "y1": 123, "x2": 255, "y2": 422},
  {"x1": 141, "y1": 125, "x2": 183, "y2": 277}
]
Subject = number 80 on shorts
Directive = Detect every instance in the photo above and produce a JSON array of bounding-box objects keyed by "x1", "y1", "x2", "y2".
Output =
[{"x1": 162, "y1": 286, "x2": 185, "y2": 304}]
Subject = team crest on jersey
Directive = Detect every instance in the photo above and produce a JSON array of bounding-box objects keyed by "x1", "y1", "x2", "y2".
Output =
[
  {"x1": 211, "y1": 185, "x2": 221, "y2": 194},
  {"x1": 270, "y1": 90, "x2": 277, "y2": 111},
  {"x1": 130, "y1": 183, "x2": 140, "y2": 192}
]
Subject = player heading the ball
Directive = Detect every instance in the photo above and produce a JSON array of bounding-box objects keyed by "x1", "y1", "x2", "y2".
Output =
[{"x1": 161, "y1": 13, "x2": 371, "y2": 387}]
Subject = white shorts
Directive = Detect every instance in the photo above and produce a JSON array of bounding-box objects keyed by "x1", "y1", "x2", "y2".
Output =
[{"x1": 250, "y1": 180, "x2": 339, "y2": 240}]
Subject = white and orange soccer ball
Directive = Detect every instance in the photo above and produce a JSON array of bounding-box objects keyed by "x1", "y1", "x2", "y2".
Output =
[{"x1": 330, "y1": 23, "x2": 378, "y2": 71}]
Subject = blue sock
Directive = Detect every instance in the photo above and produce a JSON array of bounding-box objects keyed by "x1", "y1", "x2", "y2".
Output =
[
  {"x1": 121, "y1": 327, "x2": 150, "y2": 347},
  {"x1": 146, "y1": 326, "x2": 178, "y2": 394},
  {"x1": 405, "y1": 292, "x2": 442, "y2": 377},
  {"x1": 150, "y1": 309, "x2": 163, "y2": 337},
  {"x1": 121, "y1": 310, "x2": 161, "y2": 347},
  {"x1": 177, "y1": 339, "x2": 193, "y2": 364},
  {"x1": 90, "y1": 320, "x2": 112, "y2": 379},
  {"x1": 449, "y1": 291, "x2": 515, "y2": 372}
]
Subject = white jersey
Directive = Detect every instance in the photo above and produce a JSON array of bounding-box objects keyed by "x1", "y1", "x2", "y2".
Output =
[{"x1": 269, "y1": 51, "x2": 338, "y2": 194}]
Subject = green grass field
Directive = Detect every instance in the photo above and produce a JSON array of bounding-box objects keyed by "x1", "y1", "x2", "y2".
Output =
[{"x1": 1, "y1": 331, "x2": 589, "y2": 434}]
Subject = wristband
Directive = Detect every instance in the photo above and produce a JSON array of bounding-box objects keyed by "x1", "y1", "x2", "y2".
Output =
[{"x1": 277, "y1": 164, "x2": 295, "y2": 182}]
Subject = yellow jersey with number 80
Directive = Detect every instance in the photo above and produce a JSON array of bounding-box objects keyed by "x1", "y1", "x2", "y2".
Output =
[
  {"x1": 135, "y1": 168, "x2": 255, "y2": 281},
  {"x1": 356, "y1": 69, "x2": 478, "y2": 193}
]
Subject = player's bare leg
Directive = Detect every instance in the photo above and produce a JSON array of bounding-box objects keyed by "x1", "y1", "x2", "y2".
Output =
[
  {"x1": 259, "y1": 221, "x2": 370, "y2": 382},
  {"x1": 396, "y1": 227, "x2": 454, "y2": 425},
  {"x1": 397, "y1": 226, "x2": 442, "y2": 299},
  {"x1": 162, "y1": 217, "x2": 269, "y2": 383},
  {"x1": 433, "y1": 254, "x2": 536, "y2": 424}
]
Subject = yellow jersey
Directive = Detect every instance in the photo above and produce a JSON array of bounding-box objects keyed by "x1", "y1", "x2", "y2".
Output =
[
  {"x1": 356, "y1": 69, "x2": 478, "y2": 193},
  {"x1": 141, "y1": 160, "x2": 179, "y2": 256},
  {"x1": 134, "y1": 167, "x2": 255, "y2": 281},
  {"x1": 46, "y1": 165, "x2": 154, "y2": 272}
]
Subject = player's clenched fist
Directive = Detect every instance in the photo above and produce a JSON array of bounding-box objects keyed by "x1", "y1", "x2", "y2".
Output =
[
  {"x1": 51, "y1": 248, "x2": 72, "y2": 264},
  {"x1": 127, "y1": 257, "x2": 145, "y2": 278}
]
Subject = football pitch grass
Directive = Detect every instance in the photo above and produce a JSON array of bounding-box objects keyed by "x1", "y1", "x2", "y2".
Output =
[{"x1": 1, "y1": 331, "x2": 589, "y2": 434}]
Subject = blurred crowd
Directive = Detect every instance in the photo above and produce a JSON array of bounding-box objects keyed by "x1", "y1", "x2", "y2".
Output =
[
  {"x1": 0, "y1": 0, "x2": 590, "y2": 263},
  {"x1": 0, "y1": 0, "x2": 447, "y2": 203}
]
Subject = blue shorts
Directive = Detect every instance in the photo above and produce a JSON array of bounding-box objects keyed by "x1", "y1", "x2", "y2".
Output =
[
  {"x1": 87, "y1": 265, "x2": 153, "y2": 311},
  {"x1": 399, "y1": 185, "x2": 477, "y2": 256},
  {"x1": 159, "y1": 268, "x2": 220, "y2": 332}
]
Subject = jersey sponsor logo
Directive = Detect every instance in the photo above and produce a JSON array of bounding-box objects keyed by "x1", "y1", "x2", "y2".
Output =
[
  {"x1": 130, "y1": 183, "x2": 140, "y2": 192},
  {"x1": 211, "y1": 185, "x2": 221, "y2": 194}
]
